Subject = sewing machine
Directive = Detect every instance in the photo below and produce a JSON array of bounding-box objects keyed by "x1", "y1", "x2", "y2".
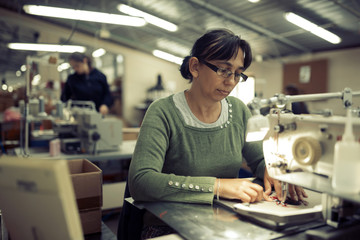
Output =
[
  {"x1": 53, "y1": 101, "x2": 123, "y2": 154},
  {"x1": 247, "y1": 88, "x2": 360, "y2": 239},
  {"x1": 263, "y1": 110, "x2": 360, "y2": 179}
]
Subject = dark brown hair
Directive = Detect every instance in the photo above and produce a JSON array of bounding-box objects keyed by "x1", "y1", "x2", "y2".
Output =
[
  {"x1": 68, "y1": 52, "x2": 93, "y2": 69},
  {"x1": 180, "y1": 29, "x2": 252, "y2": 82}
]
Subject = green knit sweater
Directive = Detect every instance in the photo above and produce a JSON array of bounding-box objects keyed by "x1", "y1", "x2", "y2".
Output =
[{"x1": 128, "y1": 95, "x2": 265, "y2": 205}]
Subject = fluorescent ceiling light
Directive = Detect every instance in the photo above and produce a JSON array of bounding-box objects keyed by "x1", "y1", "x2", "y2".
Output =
[
  {"x1": 8, "y1": 43, "x2": 86, "y2": 53},
  {"x1": 157, "y1": 39, "x2": 190, "y2": 57},
  {"x1": 284, "y1": 12, "x2": 341, "y2": 44},
  {"x1": 118, "y1": 4, "x2": 178, "y2": 32},
  {"x1": 152, "y1": 50, "x2": 183, "y2": 65},
  {"x1": 23, "y1": 5, "x2": 146, "y2": 27},
  {"x1": 116, "y1": 55, "x2": 124, "y2": 63},
  {"x1": 57, "y1": 62, "x2": 70, "y2": 72},
  {"x1": 248, "y1": 0, "x2": 261, "y2": 3},
  {"x1": 32, "y1": 74, "x2": 41, "y2": 85},
  {"x1": 92, "y1": 48, "x2": 106, "y2": 58}
]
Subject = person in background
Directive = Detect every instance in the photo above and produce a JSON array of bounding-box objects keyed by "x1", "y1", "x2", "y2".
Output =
[
  {"x1": 60, "y1": 52, "x2": 113, "y2": 115},
  {"x1": 127, "y1": 29, "x2": 307, "y2": 239},
  {"x1": 284, "y1": 84, "x2": 309, "y2": 114}
]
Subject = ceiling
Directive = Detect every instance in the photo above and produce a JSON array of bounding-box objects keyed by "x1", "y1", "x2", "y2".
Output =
[{"x1": 1, "y1": 0, "x2": 360, "y2": 76}]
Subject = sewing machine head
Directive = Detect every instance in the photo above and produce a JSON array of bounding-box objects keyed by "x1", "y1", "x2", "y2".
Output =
[
  {"x1": 246, "y1": 88, "x2": 360, "y2": 179},
  {"x1": 262, "y1": 109, "x2": 360, "y2": 179},
  {"x1": 72, "y1": 107, "x2": 123, "y2": 153},
  {"x1": 53, "y1": 100, "x2": 123, "y2": 154},
  {"x1": 247, "y1": 89, "x2": 360, "y2": 232}
]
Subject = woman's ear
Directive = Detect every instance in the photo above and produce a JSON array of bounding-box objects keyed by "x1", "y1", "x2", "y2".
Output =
[{"x1": 189, "y1": 57, "x2": 200, "y2": 79}]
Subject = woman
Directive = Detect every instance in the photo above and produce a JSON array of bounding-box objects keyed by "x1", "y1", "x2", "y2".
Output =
[
  {"x1": 60, "y1": 52, "x2": 113, "y2": 115},
  {"x1": 128, "y1": 29, "x2": 307, "y2": 239}
]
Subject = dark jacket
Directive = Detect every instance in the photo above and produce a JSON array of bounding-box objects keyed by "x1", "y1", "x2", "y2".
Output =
[{"x1": 61, "y1": 68, "x2": 113, "y2": 111}]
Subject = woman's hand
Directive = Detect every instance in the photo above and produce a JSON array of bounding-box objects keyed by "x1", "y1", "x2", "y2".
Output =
[
  {"x1": 287, "y1": 184, "x2": 308, "y2": 202},
  {"x1": 216, "y1": 178, "x2": 268, "y2": 203},
  {"x1": 263, "y1": 168, "x2": 308, "y2": 202},
  {"x1": 99, "y1": 104, "x2": 109, "y2": 115}
]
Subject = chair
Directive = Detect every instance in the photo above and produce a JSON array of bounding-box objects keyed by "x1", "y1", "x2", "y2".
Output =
[{"x1": 117, "y1": 179, "x2": 145, "y2": 240}]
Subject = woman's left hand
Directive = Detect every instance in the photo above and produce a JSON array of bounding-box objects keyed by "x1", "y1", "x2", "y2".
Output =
[
  {"x1": 263, "y1": 168, "x2": 308, "y2": 202},
  {"x1": 99, "y1": 104, "x2": 109, "y2": 115}
]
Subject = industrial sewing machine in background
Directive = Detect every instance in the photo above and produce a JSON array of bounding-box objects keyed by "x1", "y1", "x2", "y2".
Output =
[
  {"x1": 246, "y1": 88, "x2": 360, "y2": 239},
  {"x1": 52, "y1": 100, "x2": 123, "y2": 154},
  {"x1": 16, "y1": 55, "x2": 122, "y2": 156}
]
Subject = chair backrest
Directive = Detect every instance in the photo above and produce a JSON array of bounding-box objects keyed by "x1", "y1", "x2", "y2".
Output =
[{"x1": 117, "y1": 179, "x2": 145, "y2": 240}]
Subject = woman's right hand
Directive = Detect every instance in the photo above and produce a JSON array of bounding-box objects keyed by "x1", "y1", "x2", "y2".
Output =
[{"x1": 216, "y1": 178, "x2": 270, "y2": 203}]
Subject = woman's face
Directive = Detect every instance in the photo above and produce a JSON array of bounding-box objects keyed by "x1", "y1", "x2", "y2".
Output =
[
  {"x1": 69, "y1": 59, "x2": 89, "y2": 75},
  {"x1": 194, "y1": 49, "x2": 245, "y2": 102}
]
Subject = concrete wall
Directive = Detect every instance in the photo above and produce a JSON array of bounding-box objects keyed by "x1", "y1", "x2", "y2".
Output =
[{"x1": 123, "y1": 50, "x2": 189, "y2": 126}]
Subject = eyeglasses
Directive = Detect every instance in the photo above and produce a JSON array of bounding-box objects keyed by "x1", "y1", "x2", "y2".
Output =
[{"x1": 202, "y1": 61, "x2": 248, "y2": 83}]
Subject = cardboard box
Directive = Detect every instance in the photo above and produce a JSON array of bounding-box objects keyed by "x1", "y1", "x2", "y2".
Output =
[
  {"x1": 68, "y1": 159, "x2": 103, "y2": 235},
  {"x1": 67, "y1": 159, "x2": 103, "y2": 210},
  {"x1": 123, "y1": 127, "x2": 140, "y2": 140},
  {"x1": 79, "y1": 208, "x2": 102, "y2": 235}
]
